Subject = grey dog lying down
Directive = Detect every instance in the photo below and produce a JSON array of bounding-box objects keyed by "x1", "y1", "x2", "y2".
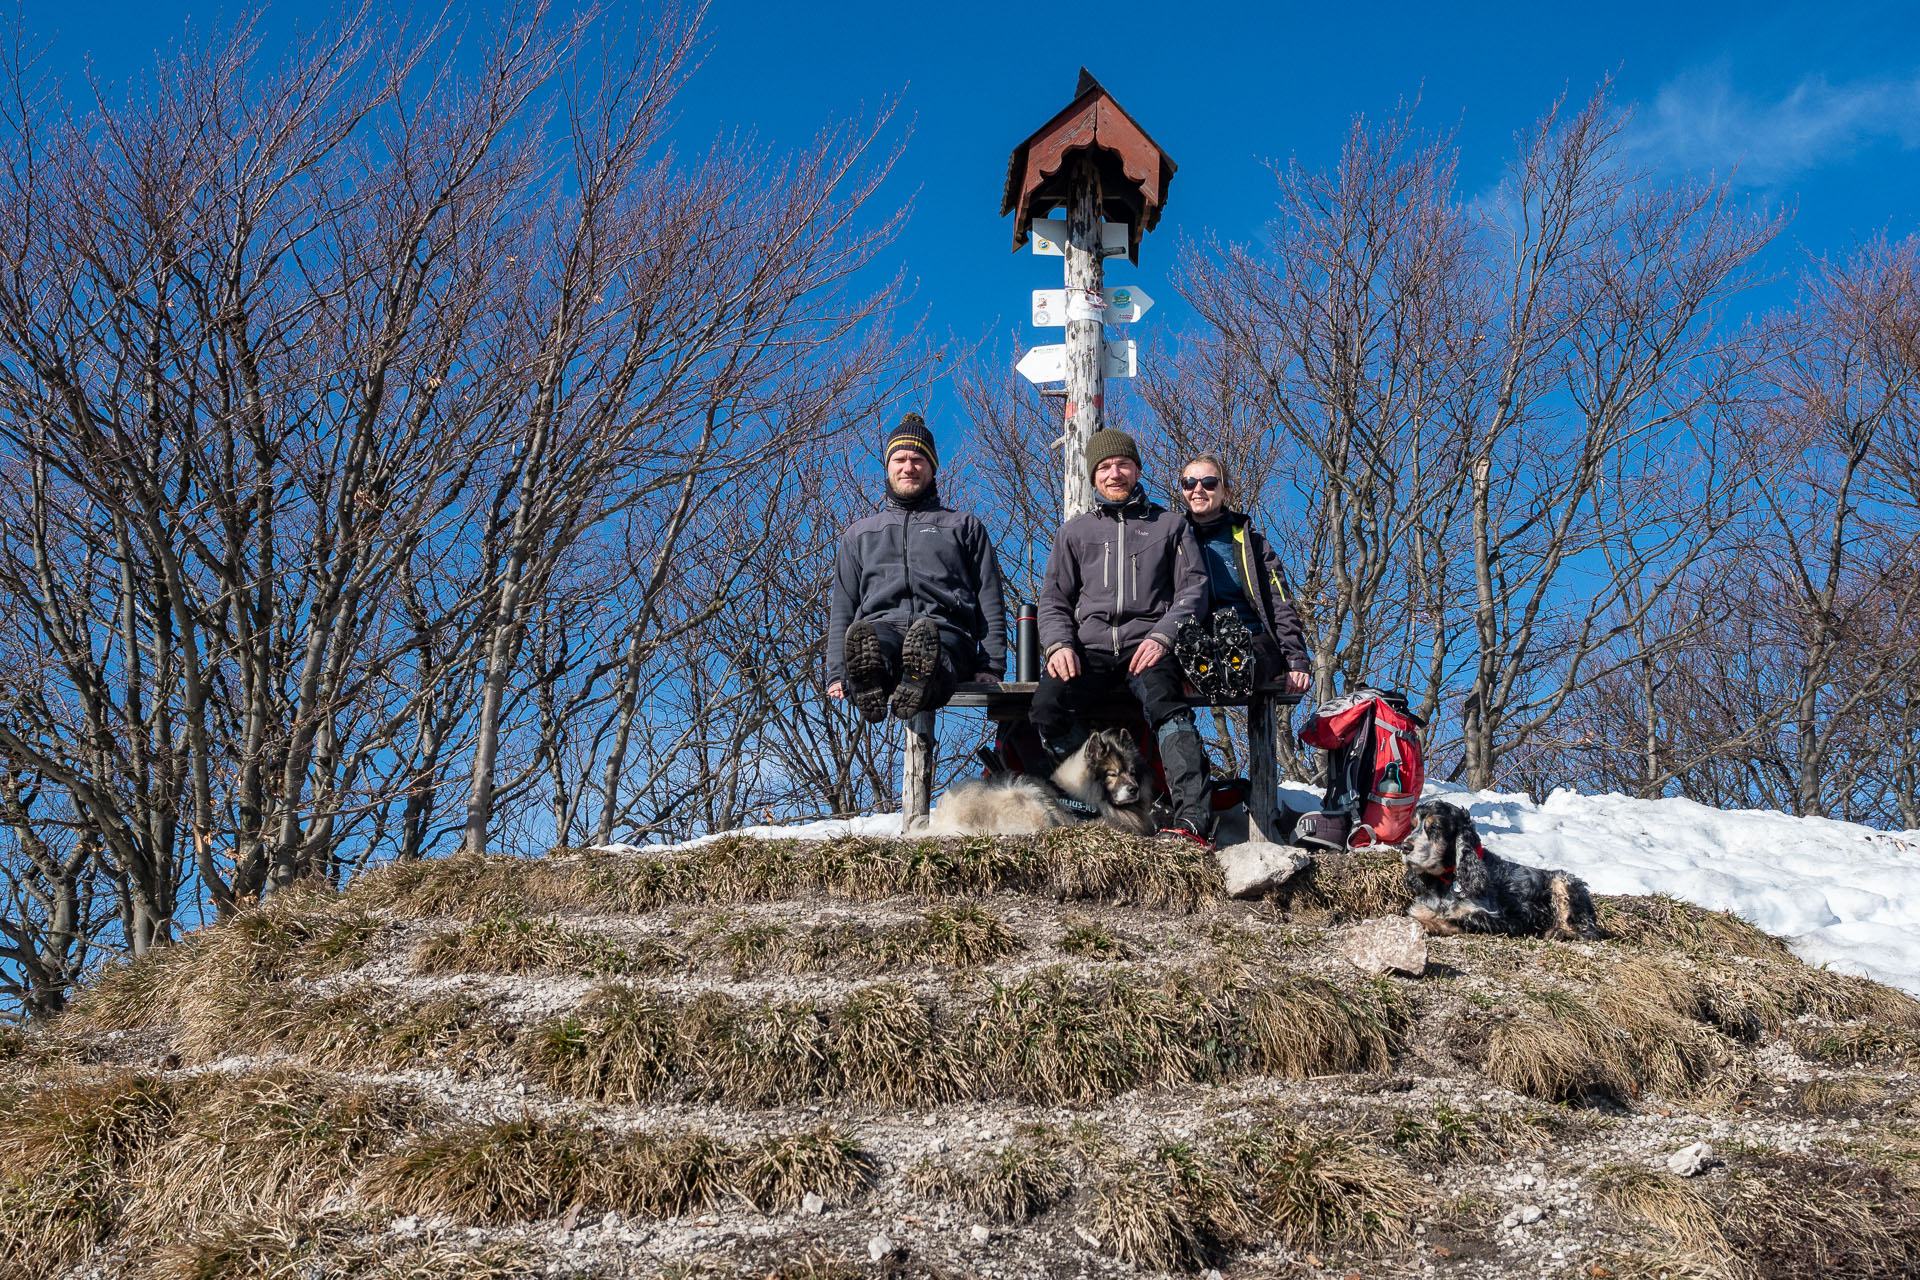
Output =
[{"x1": 929, "y1": 728, "x2": 1157, "y2": 837}]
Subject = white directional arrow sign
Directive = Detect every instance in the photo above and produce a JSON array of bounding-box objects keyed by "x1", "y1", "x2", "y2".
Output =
[
  {"x1": 1029, "y1": 217, "x2": 1129, "y2": 258},
  {"x1": 1031, "y1": 285, "x2": 1155, "y2": 326},
  {"x1": 1015, "y1": 340, "x2": 1137, "y2": 384}
]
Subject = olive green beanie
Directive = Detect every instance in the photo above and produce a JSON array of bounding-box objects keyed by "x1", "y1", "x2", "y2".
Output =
[{"x1": 1084, "y1": 428, "x2": 1141, "y2": 481}]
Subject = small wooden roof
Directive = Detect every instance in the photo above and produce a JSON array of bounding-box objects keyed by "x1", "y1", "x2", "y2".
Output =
[{"x1": 1000, "y1": 69, "x2": 1177, "y2": 265}]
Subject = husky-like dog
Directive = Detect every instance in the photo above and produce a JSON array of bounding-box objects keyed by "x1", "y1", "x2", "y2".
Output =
[
  {"x1": 1402, "y1": 800, "x2": 1602, "y2": 940},
  {"x1": 929, "y1": 728, "x2": 1157, "y2": 837}
]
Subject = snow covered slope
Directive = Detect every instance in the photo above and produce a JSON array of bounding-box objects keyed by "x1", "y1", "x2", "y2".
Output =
[
  {"x1": 627, "y1": 785, "x2": 1920, "y2": 997},
  {"x1": 1424, "y1": 784, "x2": 1920, "y2": 998}
]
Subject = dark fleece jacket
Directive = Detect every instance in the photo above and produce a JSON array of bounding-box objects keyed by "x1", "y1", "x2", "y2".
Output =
[
  {"x1": 1037, "y1": 486, "x2": 1209, "y2": 658},
  {"x1": 826, "y1": 485, "x2": 1007, "y2": 683}
]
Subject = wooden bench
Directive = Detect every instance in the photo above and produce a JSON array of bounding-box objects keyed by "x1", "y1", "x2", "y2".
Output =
[{"x1": 901, "y1": 682, "x2": 1303, "y2": 843}]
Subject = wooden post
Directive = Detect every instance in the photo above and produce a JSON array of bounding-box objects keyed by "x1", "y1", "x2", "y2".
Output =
[
  {"x1": 1061, "y1": 154, "x2": 1104, "y2": 520},
  {"x1": 902, "y1": 710, "x2": 936, "y2": 831},
  {"x1": 1246, "y1": 694, "x2": 1280, "y2": 844}
]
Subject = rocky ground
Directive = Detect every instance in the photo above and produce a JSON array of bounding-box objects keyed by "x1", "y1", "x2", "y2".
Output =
[{"x1": 3, "y1": 827, "x2": 1917, "y2": 1279}]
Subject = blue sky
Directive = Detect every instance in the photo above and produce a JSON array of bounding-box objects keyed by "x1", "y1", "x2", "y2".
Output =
[{"x1": 22, "y1": 0, "x2": 1920, "y2": 428}]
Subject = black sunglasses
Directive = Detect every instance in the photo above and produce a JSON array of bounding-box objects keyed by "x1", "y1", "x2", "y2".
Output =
[{"x1": 1179, "y1": 475, "x2": 1222, "y2": 492}]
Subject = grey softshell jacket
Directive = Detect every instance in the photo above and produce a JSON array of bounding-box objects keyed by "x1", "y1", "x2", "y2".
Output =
[
  {"x1": 1037, "y1": 487, "x2": 1209, "y2": 658},
  {"x1": 826, "y1": 490, "x2": 1008, "y2": 683}
]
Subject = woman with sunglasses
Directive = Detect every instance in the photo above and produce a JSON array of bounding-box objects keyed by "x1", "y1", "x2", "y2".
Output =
[{"x1": 1175, "y1": 454, "x2": 1312, "y2": 695}]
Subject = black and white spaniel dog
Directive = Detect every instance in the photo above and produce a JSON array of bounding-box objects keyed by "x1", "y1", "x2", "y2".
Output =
[{"x1": 1402, "y1": 800, "x2": 1602, "y2": 940}]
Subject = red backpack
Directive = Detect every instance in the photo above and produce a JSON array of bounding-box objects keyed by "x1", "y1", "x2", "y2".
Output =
[{"x1": 1296, "y1": 689, "x2": 1425, "y2": 848}]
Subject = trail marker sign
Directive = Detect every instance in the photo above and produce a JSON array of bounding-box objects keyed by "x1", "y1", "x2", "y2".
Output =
[
  {"x1": 1029, "y1": 217, "x2": 1129, "y2": 258},
  {"x1": 1031, "y1": 285, "x2": 1154, "y2": 326},
  {"x1": 1015, "y1": 339, "x2": 1137, "y2": 384}
]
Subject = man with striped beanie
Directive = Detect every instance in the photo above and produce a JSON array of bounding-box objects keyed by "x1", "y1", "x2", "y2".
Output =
[{"x1": 826, "y1": 413, "x2": 1008, "y2": 722}]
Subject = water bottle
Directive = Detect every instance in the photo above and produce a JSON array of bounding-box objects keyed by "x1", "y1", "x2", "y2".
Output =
[{"x1": 1015, "y1": 602, "x2": 1040, "y2": 683}]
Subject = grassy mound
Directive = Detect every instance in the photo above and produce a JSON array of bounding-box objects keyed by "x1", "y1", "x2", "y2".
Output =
[{"x1": 9, "y1": 827, "x2": 1920, "y2": 1280}]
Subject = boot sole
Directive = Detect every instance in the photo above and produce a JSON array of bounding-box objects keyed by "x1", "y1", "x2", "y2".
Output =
[
  {"x1": 889, "y1": 617, "x2": 945, "y2": 719},
  {"x1": 844, "y1": 620, "x2": 890, "y2": 723}
]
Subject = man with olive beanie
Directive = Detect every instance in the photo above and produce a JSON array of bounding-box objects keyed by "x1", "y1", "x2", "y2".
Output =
[
  {"x1": 1033, "y1": 429, "x2": 1218, "y2": 846},
  {"x1": 827, "y1": 413, "x2": 1007, "y2": 722}
]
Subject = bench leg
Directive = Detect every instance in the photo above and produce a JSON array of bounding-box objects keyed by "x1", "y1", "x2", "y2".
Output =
[
  {"x1": 902, "y1": 711, "x2": 936, "y2": 832},
  {"x1": 1246, "y1": 695, "x2": 1280, "y2": 844}
]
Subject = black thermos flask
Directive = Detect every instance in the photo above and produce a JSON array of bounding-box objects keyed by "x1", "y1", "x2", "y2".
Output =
[{"x1": 1015, "y1": 601, "x2": 1040, "y2": 683}]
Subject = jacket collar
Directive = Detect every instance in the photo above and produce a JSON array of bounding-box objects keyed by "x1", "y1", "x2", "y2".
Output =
[
  {"x1": 1094, "y1": 484, "x2": 1153, "y2": 518},
  {"x1": 1187, "y1": 508, "x2": 1249, "y2": 535}
]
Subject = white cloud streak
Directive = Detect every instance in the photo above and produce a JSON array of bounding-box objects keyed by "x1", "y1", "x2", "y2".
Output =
[{"x1": 1630, "y1": 63, "x2": 1920, "y2": 186}]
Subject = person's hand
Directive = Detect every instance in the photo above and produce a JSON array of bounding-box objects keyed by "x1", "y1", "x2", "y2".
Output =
[
  {"x1": 1129, "y1": 638, "x2": 1168, "y2": 673},
  {"x1": 1046, "y1": 647, "x2": 1082, "y2": 680},
  {"x1": 827, "y1": 680, "x2": 845, "y2": 700},
  {"x1": 1286, "y1": 670, "x2": 1311, "y2": 693}
]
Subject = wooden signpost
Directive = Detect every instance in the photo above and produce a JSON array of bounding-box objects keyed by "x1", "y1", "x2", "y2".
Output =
[
  {"x1": 1002, "y1": 68, "x2": 1175, "y2": 518},
  {"x1": 901, "y1": 70, "x2": 1293, "y2": 848}
]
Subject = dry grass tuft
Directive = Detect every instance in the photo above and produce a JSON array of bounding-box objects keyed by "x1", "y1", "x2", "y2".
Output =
[
  {"x1": 908, "y1": 1135, "x2": 1072, "y2": 1223},
  {"x1": 1268, "y1": 849, "x2": 1410, "y2": 921},
  {"x1": 526, "y1": 984, "x2": 679, "y2": 1103},
  {"x1": 1593, "y1": 1165, "x2": 1730, "y2": 1257},
  {"x1": 892, "y1": 902, "x2": 1017, "y2": 968},
  {"x1": 1384, "y1": 1103, "x2": 1549, "y2": 1167},
  {"x1": 1232, "y1": 1124, "x2": 1424, "y2": 1249},
  {"x1": 178, "y1": 980, "x2": 510, "y2": 1072},
  {"x1": 362, "y1": 1113, "x2": 596, "y2": 1223},
  {"x1": 371, "y1": 828, "x2": 1222, "y2": 918},
  {"x1": 1799, "y1": 1075, "x2": 1888, "y2": 1116},
  {"x1": 130, "y1": 1068, "x2": 434, "y2": 1235},
  {"x1": 1716, "y1": 1151, "x2": 1920, "y2": 1279},
  {"x1": 412, "y1": 911, "x2": 646, "y2": 976},
  {"x1": 1090, "y1": 1155, "x2": 1239, "y2": 1272},
  {"x1": 735, "y1": 1126, "x2": 874, "y2": 1211},
  {"x1": 152, "y1": 1215, "x2": 548, "y2": 1280},
  {"x1": 969, "y1": 967, "x2": 1232, "y2": 1104},
  {"x1": 367, "y1": 1115, "x2": 873, "y2": 1228},
  {"x1": 827, "y1": 983, "x2": 970, "y2": 1106},
  {"x1": 0, "y1": 1071, "x2": 186, "y2": 1278},
  {"x1": 347, "y1": 853, "x2": 567, "y2": 922},
  {"x1": 1242, "y1": 975, "x2": 1408, "y2": 1078},
  {"x1": 1057, "y1": 915, "x2": 1130, "y2": 958},
  {"x1": 527, "y1": 961, "x2": 1407, "y2": 1109},
  {"x1": 602, "y1": 1132, "x2": 738, "y2": 1217},
  {"x1": 1598, "y1": 894, "x2": 1788, "y2": 960},
  {"x1": 1791, "y1": 1021, "x2": 1920, "y2": 1069}
]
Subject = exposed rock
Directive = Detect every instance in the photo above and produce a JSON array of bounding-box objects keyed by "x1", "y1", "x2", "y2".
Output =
[
  {"x1": 1666, "y1": 1141, "x2": 1715, "y2": 1176},
  {"x1": 867, "y1": 1234, "x2": 893, "y2": 1262},
  {"x1": 1341, "y1": 916, "x2": 1428, "y2": 976},
  {"x1": 801, "y1": 1192, "x2": 825, "y2": 1215},
  {"x1": 1216, "y1": 841, "x2": 1312, "y2": 898},
  {"x1": 1501, "y1": 1204, "x2": 1543, "y2": 1228},
  {"x1": 970, "y1": 1225, "x2": 991, "y2": 1244}
]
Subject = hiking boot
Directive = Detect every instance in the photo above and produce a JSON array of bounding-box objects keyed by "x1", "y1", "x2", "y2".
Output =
[
  {"x1": 889, "y1": 617, "x2": 951, "y2": 720},
  {"x1": 1154, "y1": 714, "x2": 1215, "y2": 838},
  {"x1": 1213, "y1": 610, "x2": 1256, "y2": 699},
  {"x1": 842, "y1": 619, "x2": 891, "y2": 723},
  {"x1": 1173, "y1": 615, "x2": 1221, "y2": 697},
  {"x1": 1291, "y1": 809, "x2": 1352, "y2": 851}
]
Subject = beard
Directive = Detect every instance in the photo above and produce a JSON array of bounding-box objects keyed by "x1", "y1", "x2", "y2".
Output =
[{"x1": 887, "y1": 473, "x2": 932, "y2": 502}]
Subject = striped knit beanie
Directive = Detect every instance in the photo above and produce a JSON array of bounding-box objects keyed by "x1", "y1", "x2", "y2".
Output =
[{"x1": 884, "y1": 413, "x2": 937, "y2": 472}]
